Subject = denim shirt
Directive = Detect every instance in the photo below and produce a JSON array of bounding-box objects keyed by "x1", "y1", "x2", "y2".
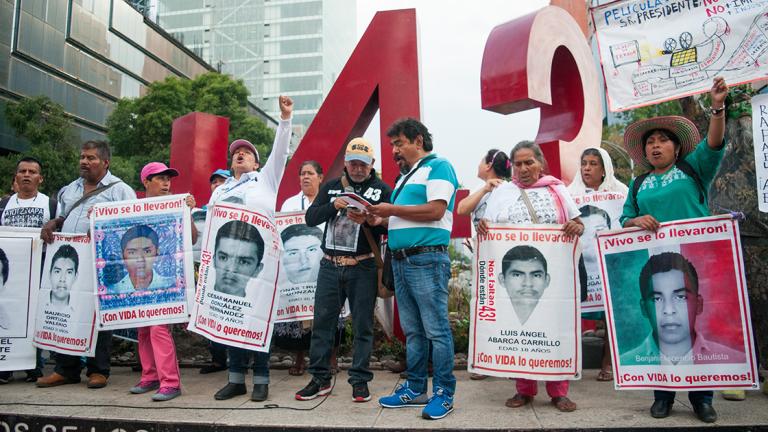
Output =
[{"x1": 57, "y1": 171, "x2": 137, "y2": 234}]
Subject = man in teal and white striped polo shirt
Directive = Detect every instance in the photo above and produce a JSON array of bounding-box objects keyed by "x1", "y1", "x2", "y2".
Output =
[{"x1": 367, "y1": 118, "x2": 458, "y2": 420}]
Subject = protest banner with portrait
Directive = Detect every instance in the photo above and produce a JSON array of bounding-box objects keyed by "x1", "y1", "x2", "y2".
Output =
[
  {"x1": 188, "y1": 203, "x2": 281, "y2": 352},
  {"x1": 592, "y1": 0, "x2": 768, "y2": 111},
  {"x1": 274, "y1": 211, "x2": 323, "y2": 322},
  {"x1": 572, "y1": 192, "x2": 625, "y2": 312},
  {"x1": 33, "y1": 234, "x2": 97, "y2": 356},
  {"x1": 598, "y1": 215, "x2": 758, "y2": 391},
  {"x1": 0, "y1": 228, "x2": 42, "y2": 371},
  {"x1": 752, "y1": 92, "x2": 768, "y2": 213},
  {"x1": 468, "y1": 224, "x2": 582, "y2": 381},
  {"x1": 91, "y1": 195, "x2": 194, "y2": 330}
]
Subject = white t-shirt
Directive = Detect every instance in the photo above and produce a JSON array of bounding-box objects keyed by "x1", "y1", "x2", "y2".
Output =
[
  {"x1": 280, "y1": 192, "x2": 311, "y2": 212},
  {"x1": 1, "y1": 193, "x2": 52, "y2": 228}
]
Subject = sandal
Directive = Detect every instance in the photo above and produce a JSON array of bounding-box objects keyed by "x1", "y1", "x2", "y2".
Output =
[
  {"x1": 551, "y1": 396, "x2": 577, "y2": 412},
  {"x1": 469, "y1": 373, "x2": 488, "y2": 380},
  {"x1": 596, "y1": 368, "x2": 613, "y2": 382},
  {"x1": 505, "y1": 393, "x2": 533, "y2": 408},
  {"x1": 288, "y1": 363, "x2": 306, "y2": 376}
]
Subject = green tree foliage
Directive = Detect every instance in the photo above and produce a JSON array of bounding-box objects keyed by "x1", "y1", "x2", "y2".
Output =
[
  {"x1": 0, "y1": 96, "x2": 79, "y2": 196},
  {"x1": 106, "y1": 72, "x2": 275, "y2": 188}
]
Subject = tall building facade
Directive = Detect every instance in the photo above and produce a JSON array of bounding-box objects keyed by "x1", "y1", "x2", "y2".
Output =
[
  {"x1": 0, "y1": 0, "x2": 275, "y2": 153},
  {"x1": 156, "y1": 0, "x2": 357, "y2": 137}
]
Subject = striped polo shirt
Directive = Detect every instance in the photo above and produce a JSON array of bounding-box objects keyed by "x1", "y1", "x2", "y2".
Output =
[{"x1": 388, "y1": 154, "x2": 458, "y2": 250}]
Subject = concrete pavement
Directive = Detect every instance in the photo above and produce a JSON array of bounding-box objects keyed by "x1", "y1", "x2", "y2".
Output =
[{"x1": 1, "y1": 366, "x2": 767, "y2": 431}]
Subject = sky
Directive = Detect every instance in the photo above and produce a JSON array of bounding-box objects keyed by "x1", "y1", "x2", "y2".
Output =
[{"x1": 355, "y1": 0, "x2": 550, "y2": 189}]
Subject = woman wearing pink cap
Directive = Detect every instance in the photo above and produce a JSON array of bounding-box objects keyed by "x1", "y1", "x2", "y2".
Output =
[{"x1": 128, "y1": 162, "x2": 197, "y2": 402}]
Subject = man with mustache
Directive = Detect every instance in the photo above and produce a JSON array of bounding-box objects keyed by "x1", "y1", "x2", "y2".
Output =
[
  {"x1": 38, "y1": 140, "x2": 136, "y2": 389},
  {"x1": 207, "y1": 96, "x2": 293, "y2": 404},
  {"x1": 295, "y1": 138, "x2": 391, "y2": 403}
]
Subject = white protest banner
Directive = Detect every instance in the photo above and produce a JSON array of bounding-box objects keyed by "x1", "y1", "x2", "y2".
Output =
[
  {"x1": 468, "y1": 224, "x2": 582, "y2": 380},
  {"x1": 598, "y1": 215, "x2": 758, "y2": 390},
  {"x1": 592, "y1": 0, "x2": 768, "y2": 111},
  {"x1": 91, "y1": 195, "x2": 194, "y2": 330},
  {"x1": 753, "y1": 92, "x2": 768, "y2": 213},
  {"x1": 572, "y1": 192, "x2": 626, "y2": 312},
  {"x1": 33, "y1": 234, "x2": 97, "y2": 356},
  {"x1": 0, "y1": 228, "x2": 42, "y2": 371},
  {"x1": 274, "y1": 211, "x2": 323, "y2": 322},
  {"x1": 188, "y1": 203, "x2": 281, "y2": 352}
]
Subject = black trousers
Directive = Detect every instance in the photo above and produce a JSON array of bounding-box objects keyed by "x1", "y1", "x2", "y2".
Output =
[{"x1": 54, "y1": 331, "x2": 112, "y2": 380}]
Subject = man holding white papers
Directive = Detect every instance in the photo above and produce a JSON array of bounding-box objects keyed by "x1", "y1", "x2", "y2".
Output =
[{"x1": 295, "y1": 138, "x2": 391, "y2": 403}]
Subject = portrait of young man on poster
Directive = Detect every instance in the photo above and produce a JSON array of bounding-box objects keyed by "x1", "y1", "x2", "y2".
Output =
[
  {"x1": 109, "y1": 225, "x2": 174, "y2": 294},
  {"x1": 621, "y1": 252, "x2": 746, "y2": 365},
  {"x1": 498, "y1": 245, "x2": 551, "y2": 325},
  {"x1": 280, "y1": 224, "x2": 323, "y2": 285},
  {"x1": 212, "y1": 220, "x2": 265, "y2": 298}
]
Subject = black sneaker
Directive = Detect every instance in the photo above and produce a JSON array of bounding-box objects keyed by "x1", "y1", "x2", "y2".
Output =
[
  {"x1": 295, "y1": 380, "x2": 331, "y2": 401},
  {"x1": 352, "y1": 383, "x2": 371, "y2": 402}
]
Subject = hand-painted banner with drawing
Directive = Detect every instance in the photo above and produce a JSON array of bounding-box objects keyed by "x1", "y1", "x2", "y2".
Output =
[
  {"x1": 572, "y1": 192, "x2": 626, "y2": 312},
  {"x1": 598, "y1": 215, "x2": 758, "y2": 390},
  {"x1": 274, "y1": 211, "x2": 323, "y2": 322},
  {"x1": 752, "y1": 93, "x2": 768, "y2": 213},
  {"x1": 188, "y1": 203, "x2": 280, "y2": 352},
  {"x1": 0, "y1": 228, "x2": 42, "y2": 371},
  {"x1": 91, "y1": 195, "x2": 194, "y2": 330},
  {"x1": 468, "y1": 224, "x2": 582, "y2": 380},
  {"x1": 33, "y1": 234, "x2": 97, "y2": 355},
  {"x1": 592, "y1": 0, "x2": 768, "y2": 111}
]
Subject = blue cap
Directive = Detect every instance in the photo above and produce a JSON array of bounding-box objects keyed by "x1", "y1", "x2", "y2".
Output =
[{"x1": 209, "y1": 169, "x2": 231, "y2": 182}]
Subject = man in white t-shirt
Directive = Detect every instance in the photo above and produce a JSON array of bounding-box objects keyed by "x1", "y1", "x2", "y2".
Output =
[
  {"x1": 0, "y1": 157, "x2": 55, "y2": 228},
  {"x1": 0, "y1": 156, "x2": 54, "y2": 385}
]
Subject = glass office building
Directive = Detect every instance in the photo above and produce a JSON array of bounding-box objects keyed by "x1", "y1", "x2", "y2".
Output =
[
  {"x1": 156, "y1": 0, "x2": 356, "y2": 137},
  {"x1": 0, "y1": 0, "x2": 275, "y2": 153}
]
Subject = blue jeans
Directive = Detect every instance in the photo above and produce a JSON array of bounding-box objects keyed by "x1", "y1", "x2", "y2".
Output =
[
  {"x1": 392, "y1": 251, "x2": 455, "y2": 395},
  {"x1": 228, "y1": 347, "x2": 269, "y2": 385},
  {"x1": 308, "y1": 257, "x2": 377, "y2": 385},
  {"x1": 655, "y1": 390, "x2": 713, "y2": 405}
]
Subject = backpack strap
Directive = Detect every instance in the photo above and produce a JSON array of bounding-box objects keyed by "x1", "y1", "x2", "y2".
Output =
[
  {"x1": 675, "y1": 159, "x2": 706, "y2": 205},
  {"x1": 48, "y1": 197, "x2": 58, "y2": 221},
  {"x1": 631, "y1": 172, "x2": 650, "y2": 215},
  {"x1": 0, "y1": 196, "x2": 9, "y2": 226}
]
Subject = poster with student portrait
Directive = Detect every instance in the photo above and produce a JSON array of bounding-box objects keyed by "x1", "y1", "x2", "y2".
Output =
[
  {"x1": 598, "y1": 215, "x2": 758, "y2": 391},
  {"x1": 0, "y1": 228, "x2": 42, "y2": 371},
  {"x1": 572, "y1": 192, "x2": 625, "y2": 313},
  {"x1": 188, "y1": 203, "x2": 281, "y2": 352},
  {"x1": 468, "y1": 224, "x2": 582, "y2": 381},
  {"x1": 274, "y1": 211, "x2": 322, "y2": 322},
  {"x1": 91, "y1": 195, "x2": 194, "y2": 330},
  {"x1": 33, "y1": 234, "x2": 97, "y2": 356}
]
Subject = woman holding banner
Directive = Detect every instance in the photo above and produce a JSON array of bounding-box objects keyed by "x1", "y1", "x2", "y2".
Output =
[
  {"x1": 275, "y1": 160, "x2": 339, "y2": 377},
  {"x1": 619, "y1": 77, "x2": 728, "y2": 423},
  {"x1": 478, "y1": 141, "x2": 584, "y2": 412},
  {"x1": 568, "y1": 147, "x2": 628, "y2": 382},
  {"x1": 127, "y1": 162, "x2": 197, "y2": 402}
]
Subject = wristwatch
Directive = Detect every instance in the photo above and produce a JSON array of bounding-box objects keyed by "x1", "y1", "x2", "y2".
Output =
[{"x1": 710, "y1": 105, "x2": 725, "y2": 115}]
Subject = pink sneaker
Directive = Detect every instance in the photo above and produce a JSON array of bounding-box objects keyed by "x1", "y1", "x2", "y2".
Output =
[
  {"x1": 130, "y1": 380, "x2": 160, "y2": 394},
  {"x1": 152, "y1": 387, "x2": 181, "y2": 401}
]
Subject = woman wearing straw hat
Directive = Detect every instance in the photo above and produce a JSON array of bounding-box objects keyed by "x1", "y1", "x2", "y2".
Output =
[{"x1": 619, "y1": 77, "x2": 728, "y2": 423}]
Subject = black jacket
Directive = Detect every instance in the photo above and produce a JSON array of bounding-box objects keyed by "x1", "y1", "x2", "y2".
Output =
[{"x1": 306, "y1": 169, "x2": 392, "y2": 256}]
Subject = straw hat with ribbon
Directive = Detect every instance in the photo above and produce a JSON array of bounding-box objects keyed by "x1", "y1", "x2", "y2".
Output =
[{"x1": 623, "y1": 116, "x2": 701, "y2": 171}]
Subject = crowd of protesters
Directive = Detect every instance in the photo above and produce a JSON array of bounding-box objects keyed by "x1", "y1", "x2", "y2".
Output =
[{"x1": 1, "y1": 78, "x2": 765, "y2": 423}]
